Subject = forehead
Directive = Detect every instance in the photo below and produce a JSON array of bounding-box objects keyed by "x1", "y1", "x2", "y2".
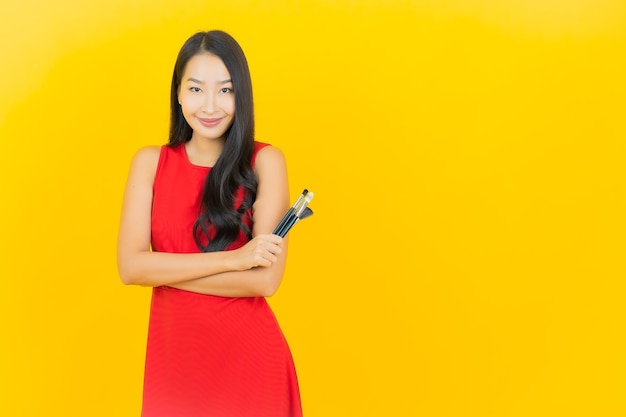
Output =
[{"x1": 182, "y1": 53, "x2": 231, "y2": 81}]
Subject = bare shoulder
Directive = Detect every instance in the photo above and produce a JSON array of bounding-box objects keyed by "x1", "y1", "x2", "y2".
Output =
[
  {"x1": 130, "y1": 145, "x2": 161, "y2": 172},
  {"x1": 133, "y1": 146, "x2": 161, "y2": 165},
  {"x1": 124, "y1": 146, "x2": 162, "y2": 186},
  {"x1": 255, "y1": 145, "x2": 287, "y2": 171}
]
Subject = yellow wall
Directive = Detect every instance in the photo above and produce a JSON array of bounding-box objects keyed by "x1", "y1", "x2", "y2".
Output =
[{"x1": 1, "y1": 0, "x2": 625, "y2": 415}]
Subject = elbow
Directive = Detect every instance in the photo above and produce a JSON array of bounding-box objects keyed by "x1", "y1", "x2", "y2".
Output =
[
  {"x1": 119, "y1": 274, "x2": 135, "y2": 286},
  {"x1": 259, "y1": 286, "x2": 278, "y2": 298},
  {"x1": 117, "y1": 262, "x2": 140, "y2": 286},
  {"x1": 259, "y1": 274, "x2": 283, "y2": 297},
  {"x1": 258, "y1": 261, "x2": 286, "y2": 297},
  {"x1": 118, "y1": 271, "x2": 135, "y2": 286},
  {"x1": 117, "y1": 252, "x2": 150, "y2": 286}
]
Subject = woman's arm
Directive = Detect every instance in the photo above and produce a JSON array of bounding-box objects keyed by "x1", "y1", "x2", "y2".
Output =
[
  {"x1": 168, "y1": 145, "x2": 291, "y2": 297},
  {"x1": 116, "y1": 146, "x2": 283, "y2": 287}
]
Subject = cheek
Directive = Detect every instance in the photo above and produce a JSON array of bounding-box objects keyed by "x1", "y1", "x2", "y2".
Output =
[
  {"x1": 179, "y1": 99, "x2": 198, "y2": 125},
  {"x1": 222, "y1": 95, "x2": 236, "y2": 114},
  {"x1": 180, "y1": 95, "x2": 200, "y2": 111}
]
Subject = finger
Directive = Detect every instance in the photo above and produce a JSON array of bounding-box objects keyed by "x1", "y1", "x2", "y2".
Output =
[
  {"x1": 266, "y1": 243, "x2": 282, "y2": 256},
  {"x1": 255, "y1": 253, "x2": 274, "y2": 267},
  {"x1": 259, "y1": 247, "x2": 279, "y2": 264},
  {"x1": 265, "y1": 251, "x2": 278, "y2": 263},
  {"x1": 256, "y1": 239, "x2": 281, "y2": 255},
  {"x1": 260, "y1": 234, "x2": 283, "y2": 245}
]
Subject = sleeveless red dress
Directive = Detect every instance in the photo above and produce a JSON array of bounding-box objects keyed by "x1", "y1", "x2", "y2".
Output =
[{"x1": 143, "y1": 142, "x2": 302, "y2": 417}]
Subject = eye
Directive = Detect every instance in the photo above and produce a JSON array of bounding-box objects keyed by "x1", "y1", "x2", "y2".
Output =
[
  {"x1": 189, "y1": 87, "x2": 202, "y2": 93},
  {"x1": 219, "y1": 87, "x2": 233, "y2": 94}
]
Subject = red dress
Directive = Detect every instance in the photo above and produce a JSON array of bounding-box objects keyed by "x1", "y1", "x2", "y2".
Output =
[{"x1": 143, "y1": 142, "x2": 302, "y2": 417}]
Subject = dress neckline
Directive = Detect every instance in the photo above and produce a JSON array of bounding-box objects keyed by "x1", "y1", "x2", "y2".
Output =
[{"x1": 180, "y1": 143, "x2": 213, "y2": 170}]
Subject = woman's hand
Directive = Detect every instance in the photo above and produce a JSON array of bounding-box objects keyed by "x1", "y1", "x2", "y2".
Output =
[{"x1": 227, "y1": 234, "x2": 284, "y2": 271}]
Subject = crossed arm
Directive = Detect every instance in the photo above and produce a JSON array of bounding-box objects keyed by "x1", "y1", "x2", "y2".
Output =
[{"x1": 116, "y1": 145, "x2": 290, "y2": 297}]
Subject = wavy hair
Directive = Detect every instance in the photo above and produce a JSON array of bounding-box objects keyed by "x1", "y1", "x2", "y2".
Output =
[{"x1": 168, "y1": 30, "x2": 257, "y2": 252}]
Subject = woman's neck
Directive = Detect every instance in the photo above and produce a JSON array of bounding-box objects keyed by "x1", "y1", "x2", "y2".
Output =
[{"x1": 185, "y1": 137, "x2": 225, "y2": 167}]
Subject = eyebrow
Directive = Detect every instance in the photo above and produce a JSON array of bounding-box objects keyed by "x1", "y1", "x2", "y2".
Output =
[{"x1": 186, "y1": 77, "x2": 233, "y2": 84}]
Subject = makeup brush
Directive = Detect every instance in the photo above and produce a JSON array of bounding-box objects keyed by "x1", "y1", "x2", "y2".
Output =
[
  {"x1": 289, "y1": 207, "x2": 314, "y2": 231},
  {"x1": 279, "y1": 207, "x2": 314, "y2": 237},
  {"x1": 278, "y1": 192, "x2": 314, "y2": 237},
  {"x1": 273, "y1": 189, "x2": 308, "y2": 235},
  {"x1": 298, "y1": 207, "x2": 314, "y2": 221}
]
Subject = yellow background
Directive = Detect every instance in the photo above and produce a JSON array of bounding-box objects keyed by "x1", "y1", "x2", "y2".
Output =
[{"x1": 1, "y1": 0, "x2": 625, "y2": 415}]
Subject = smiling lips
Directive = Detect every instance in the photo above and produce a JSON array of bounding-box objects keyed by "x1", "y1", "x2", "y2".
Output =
[{"x1": 198, "y1": 117, "x2": 223, "y2": 128}]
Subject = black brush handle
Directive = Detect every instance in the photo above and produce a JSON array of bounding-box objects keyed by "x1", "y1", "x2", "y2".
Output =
[
  {"x1": 278, "y1": 214, "x2": 299, "y2": 238},
  {"x1": 273, "y1": 189, "x2": 308, "y2": 235},
  {"x1": 272, "y1": 208, "x2": 295, "y2": 235}
]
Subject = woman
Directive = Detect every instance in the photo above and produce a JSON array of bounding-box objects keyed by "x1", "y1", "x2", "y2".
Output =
[{"x1": 117, "y1": 30, "x2": 302, "y2": 416}]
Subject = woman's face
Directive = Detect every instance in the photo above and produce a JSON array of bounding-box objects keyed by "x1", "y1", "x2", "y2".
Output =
[{"x1": 178, "y1": 53, "x2": 235, "y2": 141}]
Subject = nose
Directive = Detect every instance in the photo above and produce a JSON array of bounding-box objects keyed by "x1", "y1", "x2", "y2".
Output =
[{"x1": 202, "y1": 92, "x2": 217, "y2": 114}]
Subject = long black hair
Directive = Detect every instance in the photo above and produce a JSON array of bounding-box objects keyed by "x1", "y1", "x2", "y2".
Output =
[{"x1": 169, "y1": 30, "x2": 257, "y2": 252}]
